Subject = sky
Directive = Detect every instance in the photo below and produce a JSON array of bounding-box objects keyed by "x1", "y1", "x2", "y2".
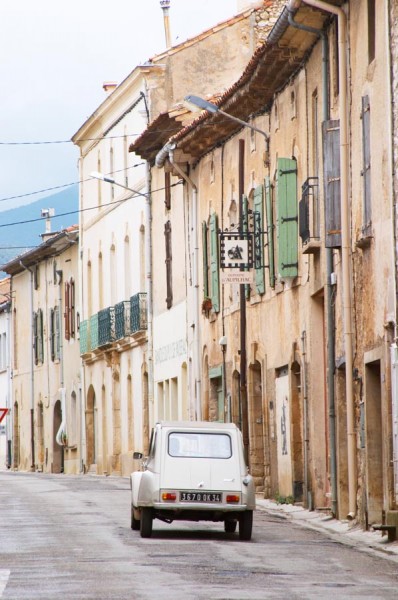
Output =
[{"x1": 0, "y1": 0, "x2": 240, "y2": 212}]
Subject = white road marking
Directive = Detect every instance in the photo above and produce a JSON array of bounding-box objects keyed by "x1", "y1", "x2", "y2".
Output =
[{"x1": 0, "y1": 570, "x2": 10, "y2": 597}]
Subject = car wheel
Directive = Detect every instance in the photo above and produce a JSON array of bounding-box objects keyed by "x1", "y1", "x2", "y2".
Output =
[
  {"x1": 239, "y1": 510, "x2": 253, "y2": 541},
  {"x1": 131, "y1": 505, "x2": 140, "y2": 531},
  {"x1": 140, "y1": 507, "x2": 153, "y2": 538},
  {"x1": 224, "y1": 519, "x2": 237, "y2": 533}
]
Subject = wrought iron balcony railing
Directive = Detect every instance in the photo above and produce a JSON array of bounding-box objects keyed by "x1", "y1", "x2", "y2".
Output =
[
  {"x1": 130, "y1": 292, "x2": 147, "y2": 334},
  {"x1": 80, "y1": 294, "x2": 147, "y2": 356},
  {"x1": 79, "y1": 319, "x2": 89, "y2": 354},
  {"x1": 98, "y1": 306, "x2": 115, "y2": 347},
  {"x1": 299, "y1": 177, "x2": 320, "y2": 253},
  {"x1": 114, "y1": 301, "x2": 131, "y2": 340}
]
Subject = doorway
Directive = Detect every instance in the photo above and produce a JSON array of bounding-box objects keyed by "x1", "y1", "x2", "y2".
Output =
[
  {"x1": 53, "y1": 400, "x2": 63, "y2": 474},
  {"x1": 275, "y1": 368, "x2": 293, "y2": 497},
  {"x1": 364, "y1": 359, "x2": 383, "y2": 525}
]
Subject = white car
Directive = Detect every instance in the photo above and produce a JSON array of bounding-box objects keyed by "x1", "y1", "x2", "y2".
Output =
[{"x1": 130, "y1": 421, "x2": 255, "y2": 540}]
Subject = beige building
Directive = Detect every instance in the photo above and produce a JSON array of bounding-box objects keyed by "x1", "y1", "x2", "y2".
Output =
[
  {"x1": 134, "y1": 0, "x2": 397, "y2": 529},
  {"x1": 2, "y1": 226, "x2": 81, "y2": 474}
]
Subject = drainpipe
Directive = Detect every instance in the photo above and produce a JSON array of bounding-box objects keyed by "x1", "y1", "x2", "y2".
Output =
[
  {"x1": 19, "y1": 261, "x2": 35, "y2": 471},
  {"x1": 288, "y1": 0, "x2": 356, "y2": 518},
  {"x1": 140, "y1": 90, "x2": 155, "y2": 429},
  {"x1": 155, "y1": 142, "x2": 201, "y2": 420},
  {"x1": 287, "y1": 4, "x2": 338, "y2": 518}
]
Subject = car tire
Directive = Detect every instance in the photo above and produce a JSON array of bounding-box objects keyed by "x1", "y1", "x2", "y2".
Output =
[
  {"x1": 131, "y1": 505, "x2": 140, "y2": 531},
  {"x1": 140, "y1": 507, "x2": 153, "y2": 538},
  {"x1": 239, "y1": 510, "x2": 253, "y2": 541},
  {"x1": 224, "y1": 519, "x2": 237, "y2": 533}
]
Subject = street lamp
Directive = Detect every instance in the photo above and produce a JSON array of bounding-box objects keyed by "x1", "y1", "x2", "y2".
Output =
[
  {"x1": 90, "y1": 171, "x2": 149, "y2": 199},
  {"x1": 184, "y1": 95, "x2": 269, "y2": 145}
]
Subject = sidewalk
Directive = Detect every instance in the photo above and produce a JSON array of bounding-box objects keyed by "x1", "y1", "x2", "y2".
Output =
[{"x1": 255, "y1": 496, "x2": 398, "y2": 563}]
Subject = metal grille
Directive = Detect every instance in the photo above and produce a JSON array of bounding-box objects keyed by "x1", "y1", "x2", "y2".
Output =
[
  {"x1": 89, "y1": 314, "x2": 99, "y2": 350},
  {"x1": 114, "y1": 301, "x2": 131, "y2": 339},
  {"x1": 79, "y1": 319, "x2": 89, "y2": 354},
  {"x1": 130, "y1": 293, "x2": 147, "y2": 333},
  {"x1": 98, "y1": 307, "x2": 115, "y2": 347}
]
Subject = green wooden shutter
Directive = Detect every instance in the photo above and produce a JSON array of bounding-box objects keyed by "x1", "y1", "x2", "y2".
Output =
[
  {"x1": 242, "y1": 195, "x2": 250, "y2": 299},
  {"x1": 361, "y1": 96, "x2": 371, "y2": 233},
  {"x1": 209, "y1": 213, "x2": 220, "y2": 313},
  {"x1": 253, "y1": 184, "x2": 265, "y2": 295},
  {"x1": 265, "y1": 177, "x2": 275, "y2": 288},
  {"x1": 276, "y1": 157, "x2": 298, "y2": 279},
  {"x1": 202, "y1": 221, "x2": 209, "y2": 298}
]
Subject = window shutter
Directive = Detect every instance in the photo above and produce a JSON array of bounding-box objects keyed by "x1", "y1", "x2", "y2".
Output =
[
  {"x1": 361, "y1": 96, "x2": 371, "y2": 233},
  {"x1": 253, "y1": 184, "x2": 265, "y2": 295},
  {"x1": 209, "y1": 212, "x2": 220, "y2": 313},
  {"x1": 242, "y1": 194, "x2": 250, "y2": 299},
  {"x1": 50, "y1": 308, "x2": 55, "y2": 362},
  {"x1": 70, "y1": 279, "x2": 75, "y2": 338},
  {"x1": 38, "y1": 309, "x2": 44, "y2": 363},
  {"x1": 202, "y1": 221, "x2": 209, "y2": 298},
  {"x1": 33, "y1": 311, "x2": 38, "y2": 365},
  {"x1": 322, "y1": 119, "x2": 341, "y2": 247},
  {"x1": 164, "y1": 220, "x2": 173, "y2": 309},
  {"x1": 265, "y1": 177, "x2": 275, "y2": 288},
  {"x1": 164, "y1": 171, "x2": 171, "y2": 210},
  {"x1": 55, "y1": 306, "x2": 60, "y2": 359},
  {"x1": 276, "y1": 157, "x2": 298, "y2": 278},
  {"x1": 64, "y1": 281, "x2": 70, "y2": 340}
]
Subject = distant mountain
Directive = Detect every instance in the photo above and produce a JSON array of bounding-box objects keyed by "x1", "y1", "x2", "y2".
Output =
[{"x1": 0, "y1": 186, "x2": 79, "y2": 273}]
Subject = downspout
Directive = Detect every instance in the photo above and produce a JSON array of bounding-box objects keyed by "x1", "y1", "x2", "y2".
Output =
[
  {"x1": 288, "y1": 0, "x2": 356, "y2": 518},
  {"x1": 19, "y1": 261, "x2": 35, "y2": 471},
  {"x1": 287, "y1": 4, "x2": 338, "y2": 517},
  {"x1": 6, "y1": 295, "x2": 12, "y2": 469},
  {"x1": 55, "y1": 269, "x2": 67, "y2": 449},
  {"x1": 140, "y1": 90, "x2": 155, "y2": 429},
  {"x1": 155, "y1": 142, "x2": 201, "y2": 420}
]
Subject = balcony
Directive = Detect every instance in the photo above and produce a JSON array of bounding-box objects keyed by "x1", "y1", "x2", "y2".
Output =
[
  {"x1": 299, "y1": 177, "x2": 321, "y2": 254},
  {"x1": 80, "y1": 293, "x2": 147, "y2": 357}
]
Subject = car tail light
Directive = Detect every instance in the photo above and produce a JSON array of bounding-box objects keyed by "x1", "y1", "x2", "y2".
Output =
[
  {"x1": 226, "y1": 494, "x2": 240, "y2": 503},
  {"x1": 162, "y1": 492, "x2": 177, "y2": 501}
]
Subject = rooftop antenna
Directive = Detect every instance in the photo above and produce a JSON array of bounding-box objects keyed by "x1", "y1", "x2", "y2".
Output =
[{"x1": 160, "y1": 0, "x2": 172, "y2": 48}]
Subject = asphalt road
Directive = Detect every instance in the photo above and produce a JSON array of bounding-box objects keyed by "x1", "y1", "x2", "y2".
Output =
[{"x1": 1, "y1": 472, "x2": 397, "y2": 599}]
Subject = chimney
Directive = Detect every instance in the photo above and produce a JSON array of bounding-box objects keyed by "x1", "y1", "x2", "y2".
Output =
[
  {"x1": 103, "y1": 81, "x2": 118, "y2": 94},
  {"x1": 160, "y1": 0, "x2": 172, "y2": 48},
  {"x1": 40, "y1": 208, "x2": 55, "y2": 236}
]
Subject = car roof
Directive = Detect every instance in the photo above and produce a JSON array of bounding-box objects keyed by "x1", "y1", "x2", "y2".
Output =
[{"x1": 156, "y1": 421, "x2": 238, "y2": 431}]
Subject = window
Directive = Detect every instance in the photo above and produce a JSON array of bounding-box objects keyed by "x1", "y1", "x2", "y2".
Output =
[
  {"x1": 164, "y1": 221, "x2": 173, "y2": 309},
  {"x1": 33, "y1": 264, "x2": 40, "y2": 290},
  {"x1": 168, "y1": 432, "x2": 232, "y2": 459},
  {"x1": 361, "y1": 95, "x2": 371, "y2": 235},
  {"x1": 50, "y1": 307, "x2": 61, "y2": 361},
  {"x1": 202, "y1": 221, "x2": 209, "y2": 299},
  {"x1": 368, "y1": 0, "x2": 375, "y2": 63}
]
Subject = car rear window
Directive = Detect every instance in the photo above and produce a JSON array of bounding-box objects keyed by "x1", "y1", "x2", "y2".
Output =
[{"x1": 168, "y1": 432, "x2": 232, "y2": 459}]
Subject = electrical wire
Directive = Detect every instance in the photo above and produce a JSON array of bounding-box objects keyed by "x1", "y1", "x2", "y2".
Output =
[
  {"x1": 0, "y1": 163, "x2": 145, "y2": 203},
  {"x1": 0, "y1": 180, "x2": 183, "y2": 229}
]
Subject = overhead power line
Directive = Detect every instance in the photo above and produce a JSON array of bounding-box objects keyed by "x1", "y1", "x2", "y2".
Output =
[
  {"x1": 0, "y1": 180, "x2": 183, "y2": 229},
  {"x1": 0, "y1": 163, "x2": 145, "y2": 203}
]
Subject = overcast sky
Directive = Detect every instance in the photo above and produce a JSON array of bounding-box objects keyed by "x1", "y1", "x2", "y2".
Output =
[{"x1": 0, "y1": 0, "x2": 239, "y2": 212}]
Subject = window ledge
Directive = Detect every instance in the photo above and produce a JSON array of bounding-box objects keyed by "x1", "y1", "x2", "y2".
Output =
[
  {"x1": 302, "y1": 239, "x2": 321, "y2": 255},
  {"x1": 356, "y1": 233, "x2": 373, "y2": 249}
]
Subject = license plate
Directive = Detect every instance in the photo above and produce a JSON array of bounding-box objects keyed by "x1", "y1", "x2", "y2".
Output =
[{"x1": 180, "y1": 491, "x2": 222, "y2": 503}]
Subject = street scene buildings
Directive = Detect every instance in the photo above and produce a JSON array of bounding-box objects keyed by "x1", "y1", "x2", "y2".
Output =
[{"x1": 1, "y1": 0, "x2": 398, "y2": 536}]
